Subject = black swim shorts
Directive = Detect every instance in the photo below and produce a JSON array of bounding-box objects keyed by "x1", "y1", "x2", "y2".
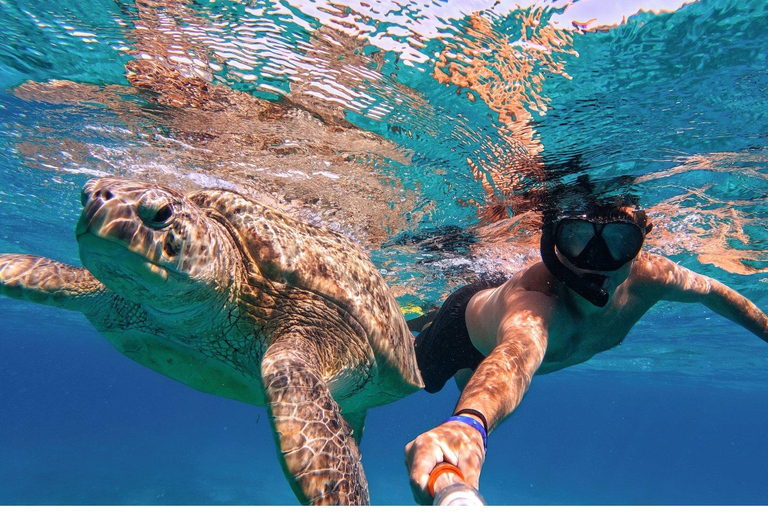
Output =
[{"x1": 414, "y1": 276, "x2": 508, "y2": 393}]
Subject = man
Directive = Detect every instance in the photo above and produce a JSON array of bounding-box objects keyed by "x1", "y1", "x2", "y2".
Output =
[{"x1": 404, "y1": 198, "x2": 768, "y2": 504}]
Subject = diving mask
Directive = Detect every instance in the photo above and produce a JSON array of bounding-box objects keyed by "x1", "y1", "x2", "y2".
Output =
[
  {"x1": 540, "y1": 210, "x2": 650, "y2": 307},
  {"x1": 554, "y1": 216, "x2": 646, "y2": 272}
]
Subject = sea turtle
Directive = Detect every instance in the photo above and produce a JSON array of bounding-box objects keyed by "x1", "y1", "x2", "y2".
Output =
[{"x1": 0, "y1": 177, "x2": 423, "y2": 505}]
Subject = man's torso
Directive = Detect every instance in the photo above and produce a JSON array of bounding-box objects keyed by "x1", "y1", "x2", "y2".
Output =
[{"x1": 466, "y1": 254, "x2": 665, "y2": 374}]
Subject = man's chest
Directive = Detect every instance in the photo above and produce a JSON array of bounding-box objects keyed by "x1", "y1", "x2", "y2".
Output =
[{"x1": 540, "y1": 302, "x2": 648, "y2": 369}]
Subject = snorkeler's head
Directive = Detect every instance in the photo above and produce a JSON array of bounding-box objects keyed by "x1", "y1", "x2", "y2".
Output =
[
  {"x1": 540, "y1": 190, "x2": 652, "y2": 307},
  {"x1": 551, "y1": 204, "x2": 652, "y2": 272}
]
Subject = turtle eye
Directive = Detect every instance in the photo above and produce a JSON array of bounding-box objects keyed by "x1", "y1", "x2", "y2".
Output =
[
  {"x1": 152, "y1": 204, "x2": 174, "y2": 225},
  {"x1": 138, "y1": 201, "x2": 175, "y2": 229}
]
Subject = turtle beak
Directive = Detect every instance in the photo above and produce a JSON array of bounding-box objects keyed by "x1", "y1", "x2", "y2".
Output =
[
  {"x1": 76, "y1": 181, "x2": 113, "y2": 238},
  {"x1": 75, "y1": 181, "x2": 143, "y2": 247}
]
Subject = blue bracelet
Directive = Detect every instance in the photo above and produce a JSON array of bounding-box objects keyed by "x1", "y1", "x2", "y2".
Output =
[{"x1": 444, "y1": 415, "x2": 488, "y2": 451}]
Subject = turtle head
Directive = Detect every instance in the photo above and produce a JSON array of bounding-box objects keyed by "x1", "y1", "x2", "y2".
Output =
[{"x1": 76, "y1": 178, "x2": 238, "y2": 312}]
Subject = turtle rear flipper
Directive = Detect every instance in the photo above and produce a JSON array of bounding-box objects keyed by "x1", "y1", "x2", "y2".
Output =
[
  {"x1": 0, "y1": 254, "x2": 108, "y2": 312},
  {"x1": 262, "y1": 335, "x2": 369, "y2": 505},
  {"x1": 343, "y1": 410, "x2": 366, "y2": 445}
]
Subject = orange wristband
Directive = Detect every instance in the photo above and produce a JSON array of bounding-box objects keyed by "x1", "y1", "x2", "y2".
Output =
[{"x1": 427, "y1": 462, "x2": 465, "y2": 498}]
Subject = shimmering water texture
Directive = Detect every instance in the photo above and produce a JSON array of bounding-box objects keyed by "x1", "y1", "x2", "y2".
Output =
[{"x1": 1, "y1": 0, "x2": 768, "y2": 505}]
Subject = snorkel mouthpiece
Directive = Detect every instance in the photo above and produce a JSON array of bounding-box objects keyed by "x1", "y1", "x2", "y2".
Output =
[{"x1": 540, "y1": 223, "x2": 609, "y2": 307}]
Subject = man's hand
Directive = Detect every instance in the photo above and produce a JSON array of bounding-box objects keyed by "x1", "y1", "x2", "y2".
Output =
[{"x1": 404, "y1": 420, "x2": 485, "y2": 504}]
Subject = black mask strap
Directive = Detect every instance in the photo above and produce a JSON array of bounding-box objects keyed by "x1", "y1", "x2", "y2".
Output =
[{"x1": 540, "y1": 223, "x2": 609, "y2": 307}]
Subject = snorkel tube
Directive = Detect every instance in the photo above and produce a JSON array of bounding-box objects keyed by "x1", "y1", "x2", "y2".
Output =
[{"x1": 540, "y1": 222, "x2": 610, "y2": 307}]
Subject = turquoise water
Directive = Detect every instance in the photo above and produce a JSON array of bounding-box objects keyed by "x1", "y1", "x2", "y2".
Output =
[{"x1": 1, "y1": 0, "x2": 768, "y2": 505}]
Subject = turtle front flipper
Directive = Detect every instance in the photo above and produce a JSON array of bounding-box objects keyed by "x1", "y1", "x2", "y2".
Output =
[
  {"x1": 262, "y1": 335, "x2": 369, "y2": 506},
  {"x1": 0, "y1": 254, "x2": 107, "y2": 312}
]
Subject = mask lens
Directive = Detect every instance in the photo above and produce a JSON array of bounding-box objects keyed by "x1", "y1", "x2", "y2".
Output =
[
  {"x1": 555, "y1": 219, "x2": 596, "y2": 260},
  {"x1": 602, "y1": 222, "x2": 644, "y2": 263}
]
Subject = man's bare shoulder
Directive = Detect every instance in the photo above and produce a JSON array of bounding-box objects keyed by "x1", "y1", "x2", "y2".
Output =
[
  {"x1": 466, "y1": 263, "x2": 561, "y2": 355},
  {"x1": 468, "y1": 262, "x2": 559, "y2": 318},
  {"x1": 630, "y1": 252, "x2": 680, "y2": 283},
  {"x1": 500, "y1": 261, "x2": 561, "y2": 296},
  {"x1": 627, "y1": 252, "x2": 700, "y2": 303},
  {"x1": 485, "y1": 263, "x2": 563, "y2": 318}
]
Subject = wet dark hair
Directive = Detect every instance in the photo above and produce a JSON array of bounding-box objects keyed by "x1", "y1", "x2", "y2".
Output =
[{"x1": 540, "y1": 174, "x2": 650, "y2": 231}]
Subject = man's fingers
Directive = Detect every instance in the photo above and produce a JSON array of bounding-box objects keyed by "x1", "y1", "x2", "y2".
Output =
[
  {"x1": 405, "y1": 423, "x2": 486, "y2": 504},
  {"x1": 410, "y1": 457, "x2": 436, "y2": 504},
  {"x1": 406, "y1": 434, "x2": 443, "y2": 504}
]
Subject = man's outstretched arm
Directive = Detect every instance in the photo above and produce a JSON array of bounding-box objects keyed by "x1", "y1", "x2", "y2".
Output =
[
  {"x1": 404, "y1": 291, "x2": 553, "y2": 504},
  {"x1": 642, "y1": 253, "x2": 768, "y2": 341}
]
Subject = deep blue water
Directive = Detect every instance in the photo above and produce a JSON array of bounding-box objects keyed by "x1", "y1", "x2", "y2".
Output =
[
  {"x1": 2, "y1": 0, "x2": 768, "y2": 506},
  {"x1": 3, "y1": 307, "x2": 768, "y2": 505}
]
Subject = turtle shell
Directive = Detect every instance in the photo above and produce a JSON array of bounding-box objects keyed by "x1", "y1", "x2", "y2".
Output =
[{"x1": 190, "y1": 189, "x2": 423, "y2": 398}]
